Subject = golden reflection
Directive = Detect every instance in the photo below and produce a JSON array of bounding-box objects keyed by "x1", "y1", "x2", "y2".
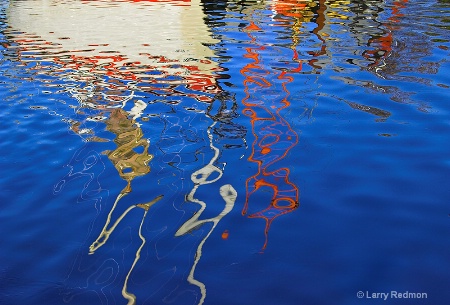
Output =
[
  {"x1": 103, "y1": 108, "x2": 152, "y2": 185},
  {"x1": 325, "y1": 0, "x2": 351, "y2": 20},
  {"x1": 86, "y1": 108, "x2": 163, "y2": 305},
  {"x1": 175, "y1": 121, "x2": 237, "y2": 305},
  {"x1": 240, "y1": 19, "x2": 300, "y2": 250},
  {"x1": 6, "y1": 1, "x2": 233, "y2": 303},
  {"x1": 89, "y1": 107, "x2": 153, "y2": 253}
]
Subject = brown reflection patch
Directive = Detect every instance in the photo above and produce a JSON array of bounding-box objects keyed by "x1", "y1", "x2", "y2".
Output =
[
  {"x1": 88, "y1": 110, "x2": 161, "y2": 304},
  {"x1": 103, "y1": 108, "x2": 152, "y2": 186},
  {"x1": 90, "y1": 109, "x2": 154, "y2": 253}
]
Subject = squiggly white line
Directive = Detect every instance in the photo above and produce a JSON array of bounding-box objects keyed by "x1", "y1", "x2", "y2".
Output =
[{"x1": 175, "y1": 122, "x2": 237, "y2": 305}]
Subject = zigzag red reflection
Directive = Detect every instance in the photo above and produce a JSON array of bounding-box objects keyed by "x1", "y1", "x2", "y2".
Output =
[{"x1": 241, "y1": 22, "x2": 299, "y2": 250}]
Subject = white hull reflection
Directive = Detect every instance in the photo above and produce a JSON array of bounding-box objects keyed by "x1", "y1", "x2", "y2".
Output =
[
  {"x1": 7, "y1": 0, "x2": 218, "y2": 69},
  {"x1": 6, "y1": 1, "x2": 235, "y2": 305}
]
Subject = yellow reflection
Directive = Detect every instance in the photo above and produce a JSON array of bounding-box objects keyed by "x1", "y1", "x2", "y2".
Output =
[
  {"x1": 325, "y1": 0, "x2": 351, "y2": 20},
  {"x1": 89, "y1": 109, "x2": 153, "y2": 252},
  {"x1": 6, "y1": 1, "x2": 228, "y2": 304},
  {"x1": 104, "y1": 108, "x2": 152, "y2": 184},
  {"x1": 175, "y1": 122, "x2": 237, "y2": 305},
  {"x1": 87, "y1": 108, "x2": 163, "y2": 305}
]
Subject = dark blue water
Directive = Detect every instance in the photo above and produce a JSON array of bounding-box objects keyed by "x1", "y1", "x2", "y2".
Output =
[{"x1": 1, "y1": 0, "x2": 450, "y2": 304}]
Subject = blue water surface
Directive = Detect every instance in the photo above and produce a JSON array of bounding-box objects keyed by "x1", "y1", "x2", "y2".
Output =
[{"x1": 1, "y1": 1, "x2": 450, "y2": 305}]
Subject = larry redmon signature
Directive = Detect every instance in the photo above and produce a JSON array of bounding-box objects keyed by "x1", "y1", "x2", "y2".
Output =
[{"x1": 357, "y1": 291, "x2": 428, "y2": 300}]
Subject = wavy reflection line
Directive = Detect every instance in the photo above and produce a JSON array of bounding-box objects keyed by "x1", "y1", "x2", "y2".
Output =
[
  {"x1": 88, "y1": 108, "x2": 163, "y2": 305},
  {"x1": 362, "y1": 0, "x2": 409, "y2": 70},
  {"x1": 271, "y1": 0, "x2": 328, "y2": 71},
  {"x1": 6, "y1": 1, "x2": 226, "y2": 303},
  {"x1": 241, "y1": 21, "x2": 299, "y2": 250},
  {"x1": 175, "y1": 121, "x2": 237, "y2": 305},
  {"x1": 48, "y1": 53, "x2": 221, "y2": 102},
  {"x1": 88, "y1": 109, "x2": 152, "y2": 246},
  {"x1": 89, "y1": 194, "x2": 163, "y2": 304}
]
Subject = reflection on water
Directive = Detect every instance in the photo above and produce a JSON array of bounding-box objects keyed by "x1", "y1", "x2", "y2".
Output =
[
  {"x1": 240, "y1": 18, "x2": 300, "y2": 250},
  {"x1": 6, "y1": 0, "x2": 221, "y2": 103},
  {"x1": 175, "y1": 121, "x2": 237, "y2": 305},
  {"x1": 2, "y1": 0, "x2": 450, "y2": 304},
  {"x1": 87, "y1": 108, "x2": 158, "y2": 305},
  {"x1": 5, "y1": 0, "x2": 235, "y2": 304}
]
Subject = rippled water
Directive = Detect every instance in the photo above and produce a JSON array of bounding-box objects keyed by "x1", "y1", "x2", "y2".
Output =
[{"x1": 1, "y1": 0, "x2": 450, "y2": 304}]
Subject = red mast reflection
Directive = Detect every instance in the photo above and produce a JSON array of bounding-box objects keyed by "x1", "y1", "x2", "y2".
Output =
[
  {"x1": 240, "y1": 20, "x2": 299, "y2": 250},
  {"x1": 363, "y1": 0, "x2": 409, "y2": 68}
]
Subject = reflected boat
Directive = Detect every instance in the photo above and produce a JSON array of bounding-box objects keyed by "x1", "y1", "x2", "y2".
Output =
[
  {"x1": 6, "y1": 0, "x2": 218, "y2": 65},
  {"x1": 2, "y1": 0, "x2": 450, "y2": 305},
  {"x1": 6, "y1": 0, "x2": 221, "y2": 101},
  {"x1": 5, "y1": 1, "x2": 234, "y2": 304},
  {"x1": 88, "y1": 110, "x2": 164, "y2": 303}
]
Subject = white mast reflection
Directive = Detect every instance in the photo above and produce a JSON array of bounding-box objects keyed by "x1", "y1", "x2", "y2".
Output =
[{"x1": 175, "y1": 121, "x2": 237, "y2": 305}]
